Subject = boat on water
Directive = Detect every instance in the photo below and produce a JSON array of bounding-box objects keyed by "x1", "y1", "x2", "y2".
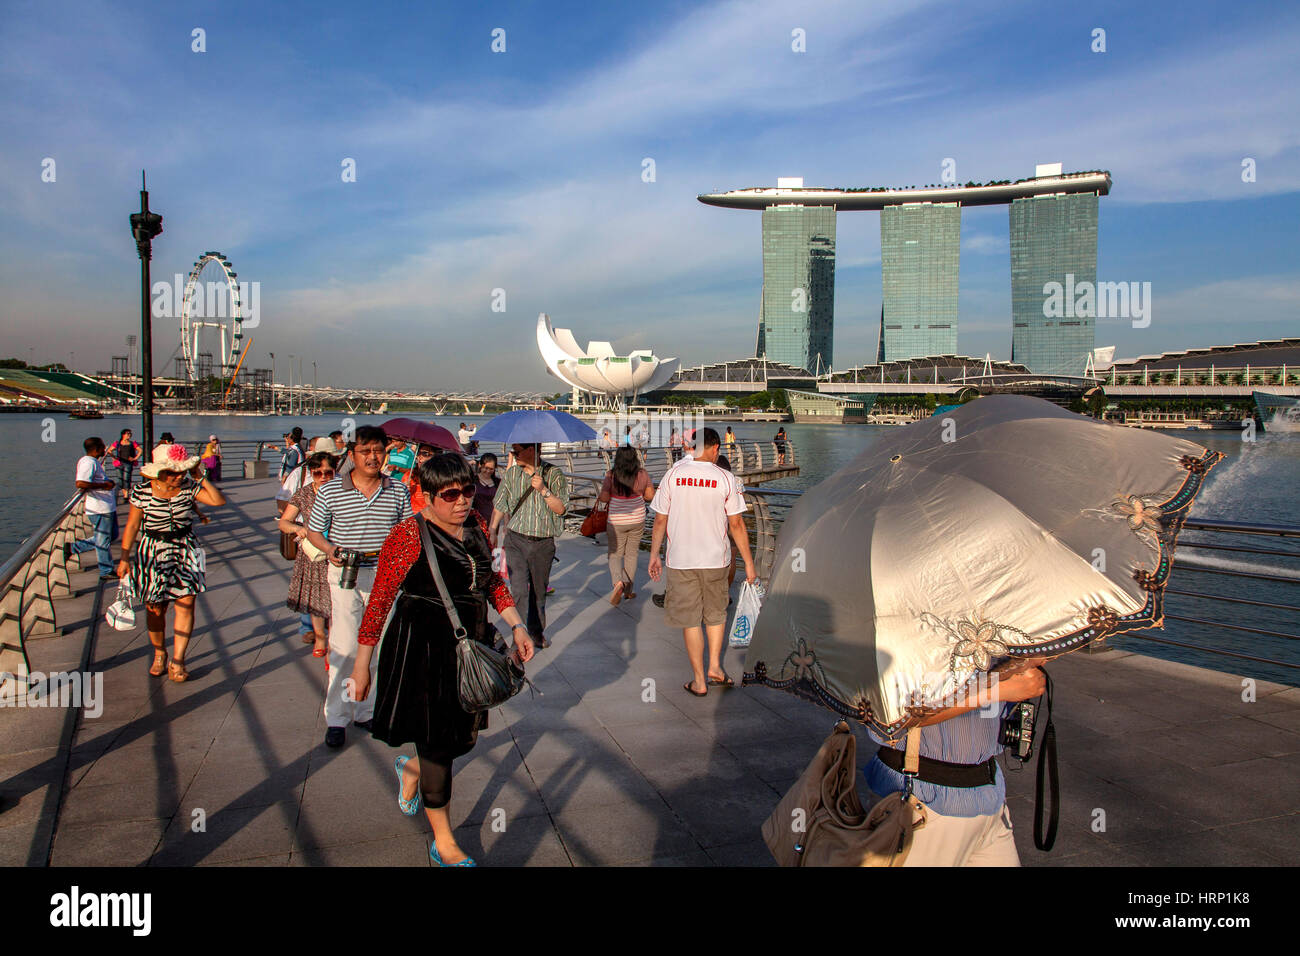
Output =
[
  {"x1": 68, "y1": 407, "x2": 104, "y2": 419},
  {"x1": 1253, "y1": 391, "x2": 1300, "y2": 434}
]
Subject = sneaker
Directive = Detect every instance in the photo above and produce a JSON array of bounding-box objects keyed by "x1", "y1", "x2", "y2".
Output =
[
  {"x1": 652, "y1": 593, "x2": 665, "y2": 608},
  {"x1": 324, "y1": 726, "x2": 345, "y2": 748},
  {"x1": 353, "y1": 718, "x2": 373, "y2": 732}
]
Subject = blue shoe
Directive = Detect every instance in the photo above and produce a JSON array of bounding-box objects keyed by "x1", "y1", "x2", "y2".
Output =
[
  {"x1": 395, "y1": 756, "x2": 420, "y2": 816},
  {"x1": 430, "y1": 842, "x2": 476, "y2": 867}
]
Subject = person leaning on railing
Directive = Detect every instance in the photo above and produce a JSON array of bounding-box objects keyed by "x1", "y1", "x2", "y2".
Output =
[{"x1": 116, "y1": 443, "x2": 227, "y2": 683}]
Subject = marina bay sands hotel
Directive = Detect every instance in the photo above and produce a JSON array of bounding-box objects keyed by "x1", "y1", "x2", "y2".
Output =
[{"x1": 697, "y1": 165, "x2": 1111, "y2": 377}]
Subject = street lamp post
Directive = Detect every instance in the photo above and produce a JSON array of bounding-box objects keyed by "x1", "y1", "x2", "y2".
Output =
[
  {"x1": 269, "y1": 352, "x2": 276, "y2": 414},
  {"x1": 288, "y1": 354, "x2": 295, "y2": 415},
  {"x1": 129, "y1": 172, "x2": 163, "y2": 451},
  {"x1": 312, "y1": 361, "x2": 317, "y2": 414}
]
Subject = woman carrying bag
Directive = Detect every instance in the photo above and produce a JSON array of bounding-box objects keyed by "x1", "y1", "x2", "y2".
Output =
[
  {"x1": 279, "y1": 450, "x2": 339, "y2": 658},
  {"x1": 349, "y1": 453, "x2": 535, "y2": 867},
  {"x1": 116, "y1": 443, "x2": 226, "y2": 682},
  {"x1": 596, "y1": 445, "x2": 654, "y2": 606}
]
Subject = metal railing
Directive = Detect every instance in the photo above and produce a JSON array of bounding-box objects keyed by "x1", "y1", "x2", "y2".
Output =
[
  {"x1": 0, "y1": 492, "x2": 91, "y2": 684},
  {"x1": 167, "y1": 438, "x2": 280, "y2": 474}
]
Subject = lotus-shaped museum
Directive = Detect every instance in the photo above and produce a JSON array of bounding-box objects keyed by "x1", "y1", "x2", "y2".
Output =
[{"x1": 536, "y1": 313, "x2": 679, "y2": 402}]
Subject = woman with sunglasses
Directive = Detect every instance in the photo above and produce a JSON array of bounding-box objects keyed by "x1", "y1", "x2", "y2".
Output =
[
  {"x1": 350, "y1": 453, "x2": 535, "y2": 867},
  {"x1": 280, "y1": 451, "x2": 339, "y2": 657},
  {"x1": 116, "y1": 443, "x2": 227, "y2": 682}
]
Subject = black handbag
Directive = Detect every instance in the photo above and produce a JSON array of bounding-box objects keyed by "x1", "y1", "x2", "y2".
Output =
[{"x1": 417, "y1": 515, "x2": 530, "y2": 713}]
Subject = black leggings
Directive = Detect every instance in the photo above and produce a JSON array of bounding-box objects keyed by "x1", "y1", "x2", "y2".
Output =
[{"x1": 414, "y1": 744, "x2": 455, "y2": 809}]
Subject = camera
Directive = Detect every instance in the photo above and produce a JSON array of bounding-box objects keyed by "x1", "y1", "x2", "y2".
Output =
[
  {"x1": 999, "y1": 701, "x2": 1036, "y2": 761},
  {"x1": 337, "y1": 549, "x2": 363, "y2": 590}
]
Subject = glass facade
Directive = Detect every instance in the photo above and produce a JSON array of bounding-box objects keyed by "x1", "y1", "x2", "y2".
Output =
[
  {"x1": 1010, "y1": 193, "x2": 1098, "y2": 375},
  {"x1": 878, "y1": 202, "x2": 960, "y2": 362},
  {"x1": 759, "y1": 205, "x2": 836, "y2": 374}
]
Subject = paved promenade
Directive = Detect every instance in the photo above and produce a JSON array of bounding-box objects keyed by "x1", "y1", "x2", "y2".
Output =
[{"x1": 2, "y1": 479, "x2": 1298, "y2": 866}]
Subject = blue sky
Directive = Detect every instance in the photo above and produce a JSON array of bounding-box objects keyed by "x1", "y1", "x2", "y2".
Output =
[{"x1": 1, "y1": 0, "x2": 1297, "y2": 390}]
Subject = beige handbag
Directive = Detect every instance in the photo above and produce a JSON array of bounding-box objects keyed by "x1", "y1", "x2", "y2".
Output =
[{"x1": 762, "y1": 721, "x2": 927, "y2": 867}]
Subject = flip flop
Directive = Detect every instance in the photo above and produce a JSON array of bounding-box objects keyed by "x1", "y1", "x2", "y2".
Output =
[
  {"x1": 707, "y1": 673, "x2": 735, "y2": 688},
  {"x1": 683, "y1": 681, "x2": 708, "y2": 697}
]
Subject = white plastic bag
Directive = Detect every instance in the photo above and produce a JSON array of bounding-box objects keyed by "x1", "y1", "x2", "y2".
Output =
[
  {"x1": 727, "y1": 580, "x2": 764, "y2": 648},
  {"x1": 105, "y1": 578, "x2": 136, "y2": 631}
]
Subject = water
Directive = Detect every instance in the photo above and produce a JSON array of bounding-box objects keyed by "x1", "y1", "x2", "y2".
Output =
[{"x1": 5, "y1": 411, "x2": 1297, "y2": 684}]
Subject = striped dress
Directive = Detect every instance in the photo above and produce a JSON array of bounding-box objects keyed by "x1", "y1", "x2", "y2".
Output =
[{"x1": 128, "y1": 481, "x2": 205, "y2": 603}]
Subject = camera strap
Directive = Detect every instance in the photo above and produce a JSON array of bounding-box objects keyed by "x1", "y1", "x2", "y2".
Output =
[{"x1": 1032, "y1": 669, "x2": 1058, "y2": 851}]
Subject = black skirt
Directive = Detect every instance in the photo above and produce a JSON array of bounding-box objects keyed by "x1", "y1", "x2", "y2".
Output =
[{"x1": 369, "y1": 519, "x2": 498, "y2": 758}]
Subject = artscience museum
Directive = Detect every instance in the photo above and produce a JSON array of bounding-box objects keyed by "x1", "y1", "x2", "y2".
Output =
[{"x1": 536, "y1": 313, "x2": 679, "y2": 406}]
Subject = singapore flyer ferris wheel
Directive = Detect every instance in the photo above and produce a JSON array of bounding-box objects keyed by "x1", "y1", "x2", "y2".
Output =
[{"x1": 180, "y1": 251, "x2": 247, "y2": 381}]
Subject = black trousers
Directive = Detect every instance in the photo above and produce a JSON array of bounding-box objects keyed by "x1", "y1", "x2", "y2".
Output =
[
  {"x1": 504, "y1": 530, "x2": 556, "y2": 637},
  {"x1": 414, "y1": 743, "x2": 454, "y2": 809}
]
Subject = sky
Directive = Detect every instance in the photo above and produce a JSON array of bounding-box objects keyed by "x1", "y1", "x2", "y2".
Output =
[{"x1": 1, "y1": 0, "x2": 1297, "y2": 392}]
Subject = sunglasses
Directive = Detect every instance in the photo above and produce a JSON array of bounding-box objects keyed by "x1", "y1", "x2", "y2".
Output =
[
  {"x1": 435, "y1": 485, "x2": 476, "y2": 503},
  {"x1": 312, "y1": 468, "x2": 335, "y2": 477}
]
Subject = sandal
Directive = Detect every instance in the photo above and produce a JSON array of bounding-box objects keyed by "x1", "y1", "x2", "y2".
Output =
[
  {"x1": 683, "y1": 680, "x2": 708, "y2": 697},
  {"x1": 610, "y1": 581, "x2": 625, "y2": 606},
  {"x1": 167, "y1": 659, "x2": 189, "y2": 683},
  {"x1": 312, "y1": 636, "x2": 328, "y2": 658},
  {"x1": 707, "y1": 672, "x2": 735, "y2": 688},
  {"x1": 149, "y1": 649, "x2": 167, "y2": 677}
]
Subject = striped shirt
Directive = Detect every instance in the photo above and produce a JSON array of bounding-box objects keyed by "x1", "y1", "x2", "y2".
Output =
[
  {"x1": 863, "y1": 706, "x2": 1010, "y2": 817},
  {"x1": 494, "y1": 461, "x2": 568, "y2": 538},
  {"x1": 307, "y1": 471, "x2": 411, "y2": 558},
  {"x1": 601, "y1": 469, "x2": 649, "y2": 524}
]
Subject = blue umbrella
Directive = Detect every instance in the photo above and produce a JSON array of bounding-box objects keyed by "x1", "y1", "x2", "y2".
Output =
[{"x1": 473, "y1": 409, "x2": 597, "y2": 444}]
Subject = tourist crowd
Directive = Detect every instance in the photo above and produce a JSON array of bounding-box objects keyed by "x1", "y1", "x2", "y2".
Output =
[{"x1": 68, "y1": 419, "x2": 1040, "y2": 868}]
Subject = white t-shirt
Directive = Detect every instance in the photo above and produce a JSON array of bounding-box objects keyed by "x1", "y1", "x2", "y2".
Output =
[
  {"x1": 76, "y1": 455, "x2": 115, "y2": 515},
  {"x1": 458, "y1": 428, "x2": 470, "y2": 446},
  {"x1": 650, "y1": 457, "x2": 747, "y2": 569}
]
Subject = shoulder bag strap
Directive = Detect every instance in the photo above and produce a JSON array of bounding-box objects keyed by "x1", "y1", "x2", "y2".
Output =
[
  {"x1": 508, "y1": 465, "x2": 544, "y2": 519},
  {"x1": 1033, "y1": 669, "x2": 1059, "y2": 851},
  {"x1": 417, "y1": 515, "x2": 468, "y2": 641}
]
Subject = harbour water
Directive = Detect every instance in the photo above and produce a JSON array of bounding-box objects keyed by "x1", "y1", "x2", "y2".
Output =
[{"x1": 5, "y1": 410, "x2": 1297, "y2": 684}]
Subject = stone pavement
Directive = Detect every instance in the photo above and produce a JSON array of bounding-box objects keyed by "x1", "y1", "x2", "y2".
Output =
[{"x1": 2, "y1": 479, "x2": 1298, "y2": 866}]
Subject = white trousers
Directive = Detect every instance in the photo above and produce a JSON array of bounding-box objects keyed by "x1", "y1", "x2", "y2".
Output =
[
  {"x1": 324, "y1": 564, "x2": 379, "y2": 728},
  {"x1": 902, "y1": 803, "x2": 1021, "y2": 867}
]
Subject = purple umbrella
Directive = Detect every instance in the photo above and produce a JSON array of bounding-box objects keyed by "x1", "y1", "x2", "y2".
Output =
[{"x1": 379, "y1": 418, "x2": 460, "y2": 452}]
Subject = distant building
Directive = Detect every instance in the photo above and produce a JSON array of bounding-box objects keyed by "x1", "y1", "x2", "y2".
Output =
[
  {"x1": 758, "y1": 205, "x2": 836, "y2": 374},
  {"x1": 1010, "y1": 193, "x2": 1099, "y2": 376},
  {"x1": 535, "y1": 313, "x2": 679, "y2": 405},
  {"x1": 879, "y1": 203, "x2": 960, "y2": 362},
  {"x1": 700, "y1": 168, "x2": 1111, "y2": 376}
]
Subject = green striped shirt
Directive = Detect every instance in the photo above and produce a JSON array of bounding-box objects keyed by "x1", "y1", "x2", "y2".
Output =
[{"x1": 495, "y1": 462, "x2": 569, "y2": 538}]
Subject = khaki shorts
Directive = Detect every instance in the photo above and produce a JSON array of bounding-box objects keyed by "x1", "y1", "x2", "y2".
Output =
[{"x1": 664, "y1": 566, "x2": 730, "y2": 628}]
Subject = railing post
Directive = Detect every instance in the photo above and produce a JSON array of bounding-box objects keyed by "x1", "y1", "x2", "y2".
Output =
[
  {"x1": 48, "y1": 514, "x2": 74, "y2": 598},
  {"x1": 23, "y1": 532, "x2": 57, "y2": 638},
  {"x1": 749, "y1": 494, "x2": 775, "y2": 581}
]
